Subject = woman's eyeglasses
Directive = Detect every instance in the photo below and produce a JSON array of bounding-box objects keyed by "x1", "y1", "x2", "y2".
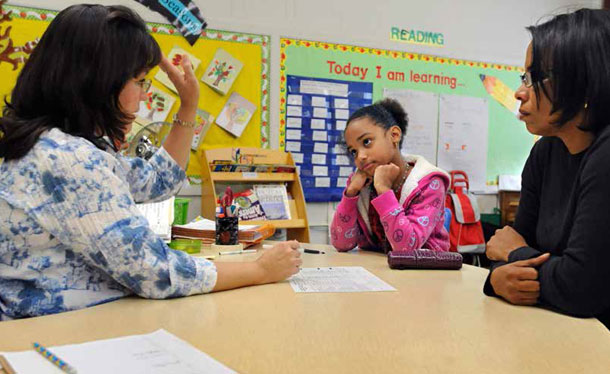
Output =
[
  {"x1": 520, "y1": 71, "x2": 550, "y2": 88},
  {"x1": 135, "y1": 78, "x2": 152, "y2": 92}
]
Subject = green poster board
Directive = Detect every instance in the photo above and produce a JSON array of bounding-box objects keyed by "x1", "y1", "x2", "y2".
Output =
[{"x1": 279, "y1": 38, "x2": 535, "y2": 188}]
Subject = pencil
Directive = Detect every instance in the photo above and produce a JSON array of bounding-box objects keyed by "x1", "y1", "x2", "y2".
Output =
[
  {"x1": 479, "y1": 74, "x2": 518, "y2": 113},
  {"x1": 0, "y1": 355, "x2": 16, "y2": 374},
  {"x1": 33, "y1": 342, "x2": 78, "y2": 374}
]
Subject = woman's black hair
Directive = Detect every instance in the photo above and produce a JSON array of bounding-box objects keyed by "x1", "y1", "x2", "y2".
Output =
[
  {"x1": 0, "y1": 4, "x2": 161, "y2": 160},
  {"x1": 527, "y1": 8, "x2": 610, "y2": 133},
  {"x1": 344, "y1": 98, "x2": 409, "y2": 147}
]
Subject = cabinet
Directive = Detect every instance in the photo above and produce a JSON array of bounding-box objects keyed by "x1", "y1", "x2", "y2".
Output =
[
  {"x1": 200, "y1": 147, "x2": 310, "y2": 242},
  {"x1": 499, "y1": 191, "x2": 520, "y2": 226}
]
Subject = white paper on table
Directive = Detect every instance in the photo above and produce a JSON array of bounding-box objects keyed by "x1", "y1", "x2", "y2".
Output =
[
  {"x1": 337, "y1": 177, "x2": 348, "y2": 187},
  {"x1": 313, "y1": 165, "x2": 328, "y2": 176},
  {"x1": 285, "y1": 141, "x2": 301, "y2": 152},
  {"x1": 287, "y1": 94, "x2": 303, "y2": 106},
  {"x1": 312, "y1": 130, "x2": 328, "y2": 142},
  {"x1": 339, "y1": 166, "x2": 353, "y2": 176},
  {"x1": 313, "y1": 107, "x2": 328, "y2": 118},
  {"x1": 383, "y1": 88, "x2": 439, "y2": 164},
  {"x1": 291, "y1": 152, "x2": 304, "y2": 164},
  {"x1": 315, "y1": 177, "x2": 331, "y2": 187},
  {"x1": 289, "y1": 267, "x2": 396, "y2": 293},
  {"x1": 311, "y1": 96, "x2": 327, "y2": 107},
  {"x1": 335, "y1": 155, "x2": 350, "y2": 165},
  {"x1": 313, "y1": 142, "x2": 329, "y2": 153},
  {"x1": 335, "y1": 109, "x2": 349, "y2": 120},
  {"x1": 335, "y1": 120, "x2": 347, "y2": 131},
  {"x1": 287, "y1": 117, "x2": 302, "y2": 128},
  {"x1": 437, "y1": 94, "x2": 489, "y2": 192},
  {"x1": 312, "y1": 154, "x2": 327, "y2": 165},
  {"x1": 286, "y1": 129, "x2": 302, "y2": 140},
  {"x1": 1, "y1": 329, "x2": 235, "y2": 374},
  {"x1": 334, "y1": 98, "x2": 349, "y2": 109},
  {"x1": 300, "y1": 80, "x2": 348, "y2": 97},
  {"x1": 287, "y1": 105, "x2": 302, "y2": 117},
  {"x1": 310, "y1": 118, "x2": 326, "y2": 130}
]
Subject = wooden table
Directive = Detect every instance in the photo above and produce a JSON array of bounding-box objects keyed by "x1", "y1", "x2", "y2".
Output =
[{"x1": 1, "y1": 244, "x2": 609, "y2": 373}]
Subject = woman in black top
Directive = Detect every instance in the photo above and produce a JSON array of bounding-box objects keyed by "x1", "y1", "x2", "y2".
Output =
[{"x1": 484, "y1": 8, "x2": 610, "y2": 329}]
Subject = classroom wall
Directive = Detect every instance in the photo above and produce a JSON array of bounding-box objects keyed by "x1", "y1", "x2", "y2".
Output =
[{"x1": 8, "y1": 0, "x2": 602, "y2": 243}]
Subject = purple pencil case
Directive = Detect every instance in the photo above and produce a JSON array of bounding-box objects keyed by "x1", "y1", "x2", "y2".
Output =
[{"x1": 388, "y1": 249, "x2": 463, "y2": 270}]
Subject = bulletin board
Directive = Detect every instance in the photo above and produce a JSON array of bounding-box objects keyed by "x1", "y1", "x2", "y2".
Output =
[
  {"x1": 279, "y1": 38, "x2": 534, "y2": 201},
  {"x1": 0, "y1": 4, "x2": 271, "y2": 184}
]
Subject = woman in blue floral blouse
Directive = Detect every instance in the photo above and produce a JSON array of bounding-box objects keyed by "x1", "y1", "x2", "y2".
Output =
[{"x1": 0, "y1": 4, "x2": 301, "y2": 320}]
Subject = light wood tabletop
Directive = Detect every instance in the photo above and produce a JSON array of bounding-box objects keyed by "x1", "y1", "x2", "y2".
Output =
[{"x1": 1, "y1": 243, "x2": 609, "y2": 374}]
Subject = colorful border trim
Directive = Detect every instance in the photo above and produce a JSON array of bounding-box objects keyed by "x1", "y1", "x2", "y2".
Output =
[
  {"x1": 3, "y1": 5, "x2": 271, "y2": 148},
  {"x1": 279, "y1": 37, "x2": 524, "y2": 150}
]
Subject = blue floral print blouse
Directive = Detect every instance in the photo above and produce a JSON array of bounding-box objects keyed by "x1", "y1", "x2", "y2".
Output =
[{"x1": 0, "y1": 128, "x2": 217, "y2": 320}]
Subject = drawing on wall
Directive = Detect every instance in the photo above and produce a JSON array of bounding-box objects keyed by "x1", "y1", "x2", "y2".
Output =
[
  {"x1": 191, "y1": 109, "x2": 214, "y2": 150},
  {"x1": 480, "y1": 74, "x2": 518, "y2": 113},
  {"x1": 135, "y1": 86, "x2": 175, "y2": 123},
  {"x1": 155, "y1": 46, "x2": 201, "y2": 93},
  {"x1": 201, "y1": 48, "x2": 243, "y2": 95},
  {"x1": 0, "y1": 0, "x2": 39, "y2": 71},
  {"x1": 215, "y1": 92, "x2": 256, "y2": 138}
]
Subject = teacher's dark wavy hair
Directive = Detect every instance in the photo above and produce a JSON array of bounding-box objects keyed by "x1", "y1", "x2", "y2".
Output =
[
  {"x1": 528, "y1": 8, "x2": 610, "y2": 133},
  {"x1": 0, "y1": 4, "x2": 161, "y2": 160}
]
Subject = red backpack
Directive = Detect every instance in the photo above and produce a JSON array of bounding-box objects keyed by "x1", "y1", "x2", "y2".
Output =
[{"x1": 444, "y1": 171, "x2": 485, "y2": 254}]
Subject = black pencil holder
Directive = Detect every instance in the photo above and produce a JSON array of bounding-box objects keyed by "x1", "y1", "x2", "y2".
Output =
[{"x1": 215, "y1": 216, "x2": 239, "y2": 245}]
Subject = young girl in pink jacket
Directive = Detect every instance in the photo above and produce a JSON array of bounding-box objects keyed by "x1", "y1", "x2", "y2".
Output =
[{"x1": 330, "y1": 98, "x2": 450, "y2": 253}]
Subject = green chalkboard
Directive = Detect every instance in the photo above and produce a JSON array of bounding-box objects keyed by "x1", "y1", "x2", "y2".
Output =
[{"x1": 279, "y1": 38, "x2": 535, "y2": 188}]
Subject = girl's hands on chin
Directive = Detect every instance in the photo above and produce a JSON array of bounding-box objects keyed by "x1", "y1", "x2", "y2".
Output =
[
  {"x1": 345, "y1": 169, "x2": 371, "y2": 197},
  {"x1": 373, "y1": 163, "x2": 401, "y2": 194}
]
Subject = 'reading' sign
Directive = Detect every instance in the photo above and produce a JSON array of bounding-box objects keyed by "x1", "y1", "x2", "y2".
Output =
[{"x1": 134, "y1": 0, "x2": 207, "y2": 45}]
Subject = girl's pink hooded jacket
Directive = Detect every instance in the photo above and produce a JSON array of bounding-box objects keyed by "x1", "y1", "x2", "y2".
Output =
[{"x1": 330, "y1": 155, "x2": 450, "y2": 252}]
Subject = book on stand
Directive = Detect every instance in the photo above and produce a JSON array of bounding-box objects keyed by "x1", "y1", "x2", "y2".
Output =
[
  {"x1": 233, "y1": 189, "x2": 267, "y2": 221},
  {"x1": 253, "y1": 184, "x2": 291, "y2": 220}
]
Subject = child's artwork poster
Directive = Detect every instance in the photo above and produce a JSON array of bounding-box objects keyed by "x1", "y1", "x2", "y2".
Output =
[
  {"x1": 201, "y1": 48, "x2": 244, "y2": 95},
  {"x1": 215, "y1": 92, "x2": 256, "y2": 137},
  {"x1": 135, "y1": 86, "x2": 176, "y2": 123},
  {"x1": 155, "y1": 46, "x2": 202, "y2": 93},
  {"x1": 191, "y1": 109, "x2": 214, "y2": 150}
]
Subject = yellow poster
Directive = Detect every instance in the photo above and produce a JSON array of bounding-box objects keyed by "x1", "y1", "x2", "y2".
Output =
[{"x1": 0, "y1": 4, "x2": 270, "y2": 183}]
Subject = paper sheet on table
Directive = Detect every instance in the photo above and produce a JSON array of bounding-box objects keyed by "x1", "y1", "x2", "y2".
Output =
[
  {"x1": 289, "y1": 266, "x2": 396, "y2": 293},
  {"x1": 4, "y1": 330, "x2": 235, "y2": 374},
  {"x1": 1, "y1": 329, "x2": 235, "y2": 374}
]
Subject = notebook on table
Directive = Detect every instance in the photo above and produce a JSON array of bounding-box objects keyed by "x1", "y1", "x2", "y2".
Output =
[{"x1": 0, "y1": 329, "x2": 235, "y2": 374}]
